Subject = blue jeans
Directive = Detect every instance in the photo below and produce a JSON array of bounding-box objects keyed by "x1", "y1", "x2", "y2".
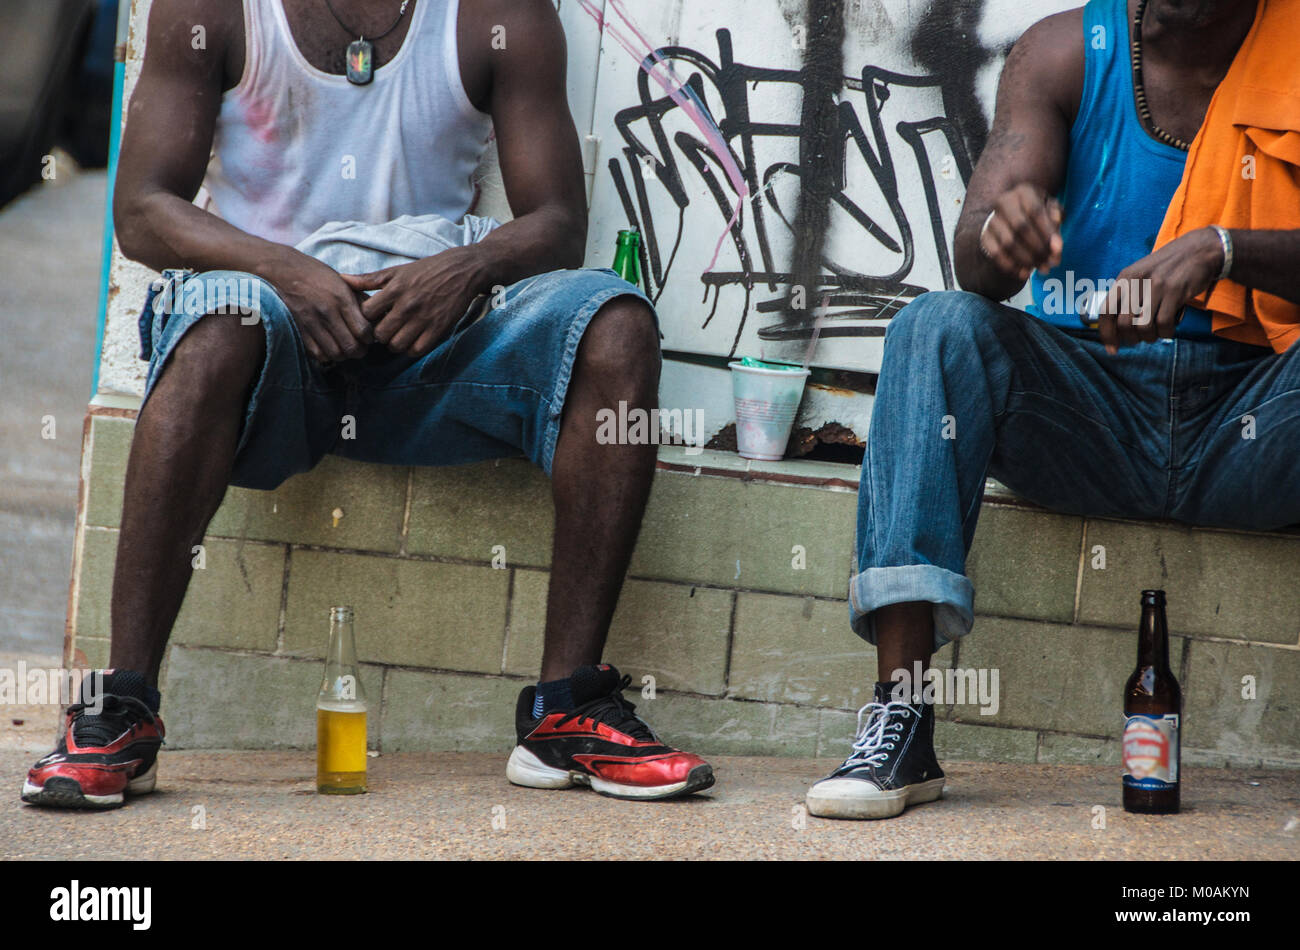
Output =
[
  {"x1": 139, "y1": 268, "x2": 654, "y2": 490},
  {"x1": 851, "y1": 290, "x2": 1300, "y2": 648}
]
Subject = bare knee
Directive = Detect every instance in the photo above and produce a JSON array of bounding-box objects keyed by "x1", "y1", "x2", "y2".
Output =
[
  {"x1": 576, "y1": 297, "x2": 660, "y2": 395},
  {"x1": 161, "y1": 313, "x2": 266, "y2": 406}
]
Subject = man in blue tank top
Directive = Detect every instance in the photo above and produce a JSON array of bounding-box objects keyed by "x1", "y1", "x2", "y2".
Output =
[{"x1": 809, "y1": 0, "x2": 1300, "y2": 820}]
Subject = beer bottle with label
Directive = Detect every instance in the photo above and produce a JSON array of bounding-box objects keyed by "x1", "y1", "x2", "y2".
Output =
[
  {"x1": 317, "y1": 606, "x2": 368, "y2": 794},
  {"x1": 612, "y1": 229, "x2": 643, "y2": 292},
  {"x1": 1122, "y1": 590, "x2": 1181, "y2": 814}
]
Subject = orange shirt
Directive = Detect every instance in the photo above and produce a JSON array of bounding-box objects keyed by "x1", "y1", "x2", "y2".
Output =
[{"x1": 1154, "y1": 0, "x2": 1300, "y2": 353}]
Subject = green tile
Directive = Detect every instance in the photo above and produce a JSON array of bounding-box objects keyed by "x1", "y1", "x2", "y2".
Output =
[
  {"x1": 640, "y1": 692, "x2": 821, "y2": 757},
  {"x1": 1259, "y1": 755, "x2": 1300, "y2": 770},
  {"x1": 729, "y1": 593, "x2": 876, "y2": 709},
  {"x1": 406, "y1": 460, "x2": 553, "y2": 566},
  {"x1": 502, "y1": 570, "x2": 546, "y2": 676},
  {"x1": 1038, "y1": 732, "x2": 1121, "y2": 766},
  {"x1": 171, "y1": 540, "x2": 284, "y2": 652},
  {"x1": 207, "y1": 455, "x2": 408, "y2": 553},
  {"x1": 71, "y1": 637, "x2": 111, "y2": 670},
  {"x1": 1183, "y1": 639, "x2": 1300, "y2": 763},
  {"x1": 629, "y1": 471, "x2": 856, "y2": 597},
  {"x1": 83, "y1": 415, "x2": 135, "y2": 528},
  {"x1": 1181, "y1": 748, "x2": 1230, "y2": 769},
  {"x1": 160, "y1": 647, "x2": 382, "y2": 749},
  {"x1": 1078, "y1": 520, "x2": 1300, "y2": 643},
  {"x1": 744, "y1": 455, "x2": 861, "y2": 486},
  {"x1": 657, "y1": 446, "x2": 751, "y2": 475},
  {"x1": 816, "y1": 708, "x2": 858, "y2": 757},
  {"x1": 954, "y1": 617, "x2": 1188, "y2": 737},
  {"x1": 73, "y1": 528, "x2": 285, "y2": 653},
  {"x1": 73, "y1": 528, "x2": 117, "y2": 640},
  {"x1": 503, "y1": 571, "x2": 732, "y2": 695},
  {"x1": 966, "y1": 504, "x2": 1082, "y2": 623},
  {"x1": 82, "y1": 415, "x2": 409, "y2": 552},
  {"x1": 282, "y1": 549, "x2": 508, "y2": 673},
  {"x1": 380, "y1": 669, "x2": 521, "y2": 752},
  {"x1": 933, "y1": 721, "x2": 1039, "y2": 763}
]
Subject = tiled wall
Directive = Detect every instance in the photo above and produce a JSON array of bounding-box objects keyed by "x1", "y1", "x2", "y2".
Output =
[{"x1": 68, "y1": 407, "x2": 1300, "y2": 767}]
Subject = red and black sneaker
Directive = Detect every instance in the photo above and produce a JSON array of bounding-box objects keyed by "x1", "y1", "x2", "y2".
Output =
[
  {"x1": 506, "y1": 664, "x2": 714, "y2": 800},
  {"x1": 21, "y1": 669, "x2": 165, "y2": 809}
]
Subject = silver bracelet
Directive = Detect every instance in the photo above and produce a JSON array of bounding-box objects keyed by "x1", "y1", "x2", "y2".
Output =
[
  {"x1": 979, "y1": 210, "x2": 997, "y2": 259},
  {"x1": 1210, "y1": 225, "x2": 1233, "y2": 281}
]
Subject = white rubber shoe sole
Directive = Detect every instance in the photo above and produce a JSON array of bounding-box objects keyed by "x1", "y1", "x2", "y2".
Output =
[
  {"x1": 805, "y1": 775, "x2": 945, "y2": 820},
  {"x1": 21, "y1": 760, "x2": 159, "y2": 809},
  {"x1": 505, "y1": 745, "x2": 713, "y2": 801}
]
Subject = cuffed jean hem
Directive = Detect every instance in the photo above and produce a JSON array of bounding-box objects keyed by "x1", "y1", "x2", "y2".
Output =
[{"x1": 848, "y1": 564, "x2": 975, "y2": 651}]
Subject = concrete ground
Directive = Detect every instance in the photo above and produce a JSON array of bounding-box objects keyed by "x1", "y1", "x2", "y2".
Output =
[
  {"x1": 3, "y1": 688, "x2": 1297, "y2": 860},
  {"x1": 0, "y1": 163, "x2": 106, "y2": 658}
]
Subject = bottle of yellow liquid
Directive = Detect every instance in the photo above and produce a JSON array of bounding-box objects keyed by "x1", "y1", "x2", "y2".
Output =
[{"x1": 316, "y1": 606, "x2": 368, "y2": 794}]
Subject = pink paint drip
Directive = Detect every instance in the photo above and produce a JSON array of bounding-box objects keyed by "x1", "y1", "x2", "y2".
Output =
[{"x1": 578, "y1": 0, "x2": 750, "y2": 272}]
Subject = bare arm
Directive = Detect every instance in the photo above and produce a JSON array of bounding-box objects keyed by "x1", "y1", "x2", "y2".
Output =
[
  {"x1": 114, "y1": 0, "x2": 249, "y2": 270},
  {"x1": 114, "y1": 0, "x2": 370, "y2": 361},
  {"x1": 1227, "y1": 230, "x2": 1300, "y2": 304},
  {"x1": 469, "y1": 0, "x2": 589, "y2": 284},
  {"x1": 953, "y1": 11, "x2": 1083, "y2": 300}
]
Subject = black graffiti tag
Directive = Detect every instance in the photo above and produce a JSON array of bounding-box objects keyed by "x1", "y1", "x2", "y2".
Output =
[{"x1": 607, "y1": 28, "x2": 977, "y2": 355}]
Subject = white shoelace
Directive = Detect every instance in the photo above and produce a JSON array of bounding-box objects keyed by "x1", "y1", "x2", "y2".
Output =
[{"x1": 846, "y1": 699, "x2": 916, "y2": 767}]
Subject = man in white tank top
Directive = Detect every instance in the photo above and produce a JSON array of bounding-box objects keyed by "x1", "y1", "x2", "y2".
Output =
[{"x1": 22, "y1": 0, "x2": 716, "y2": 810}]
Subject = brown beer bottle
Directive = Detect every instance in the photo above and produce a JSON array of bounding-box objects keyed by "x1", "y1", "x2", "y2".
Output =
[{"x1": 1122, "y1": 590, "x2": 1181, "y2": 814}]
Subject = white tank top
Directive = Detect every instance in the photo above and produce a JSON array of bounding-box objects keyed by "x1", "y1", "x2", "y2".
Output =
[{"x1": 202, "y1": 0, "x2": 493, "y2": 247}]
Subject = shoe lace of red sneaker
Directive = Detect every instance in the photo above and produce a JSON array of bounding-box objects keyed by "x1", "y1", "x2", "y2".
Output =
[
  {"x1": 554, "y1": 674, "x2": 657, "y2": 742},
  {"x1": 68, "y1": 695, "x2": 160, "y2": 748}
]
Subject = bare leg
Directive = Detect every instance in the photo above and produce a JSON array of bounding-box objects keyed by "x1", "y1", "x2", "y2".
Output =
[
  {"x1": 539, "y1": 298, "x2": 660, "y2": 682},
  {"x1": 108, "y1": 315, "x2": 264, "y2": 684},
  {"x1": 874, "y1": 601, "x2": 933, "y2": 684}
]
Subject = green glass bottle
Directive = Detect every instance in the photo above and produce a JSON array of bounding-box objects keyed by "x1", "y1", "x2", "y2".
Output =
[{"x1": 612, "y1": 229, "x2": 643, "y2": 291}]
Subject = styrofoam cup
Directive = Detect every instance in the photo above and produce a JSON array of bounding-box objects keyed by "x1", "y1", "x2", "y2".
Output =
[{"x1": 728, "y1": 361, "x2": 810, "y2": 460}]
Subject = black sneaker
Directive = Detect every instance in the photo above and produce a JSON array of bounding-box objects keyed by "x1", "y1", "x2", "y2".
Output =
[
  {"x1": 21, "y1": 670, "x2": 164, "y2": 809},
  {"x1": 506, "y1": 663, "x2": 714, "y2": 800},
  {"x1": 806, "y1": 681, "x2": 945, "y2": 819}
]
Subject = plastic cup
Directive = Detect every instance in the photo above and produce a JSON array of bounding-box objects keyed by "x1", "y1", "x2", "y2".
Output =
[{"x1": 728, "y1": 361, "x2": 811, "y2": 461}]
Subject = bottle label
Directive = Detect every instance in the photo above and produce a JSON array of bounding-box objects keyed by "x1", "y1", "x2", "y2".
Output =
[{"x1": 1122, "y1": 714, "x2": 1179, "y2": 788}]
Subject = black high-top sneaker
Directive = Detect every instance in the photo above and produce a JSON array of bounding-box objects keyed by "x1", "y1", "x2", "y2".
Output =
[
  {"x1": 507, "y1": 663, "x2": 714, "y2": 800},
  {"x1": 22, "y1": 669, "x2": 164, "y2": 809},
  {"x1": 806, "y1": 681, "x2": 945, "y2": 820}
]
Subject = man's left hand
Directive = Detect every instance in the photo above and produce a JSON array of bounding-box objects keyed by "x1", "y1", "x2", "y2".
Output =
[
  {"x1": 1098, "y1": 227, "x2": 1224, "y2": 354},
  {"x1": 340, "y1": 246, "x2": 487, "y2": 358}
]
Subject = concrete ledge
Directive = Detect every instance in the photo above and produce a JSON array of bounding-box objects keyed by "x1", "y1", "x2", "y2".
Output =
[{"x1": 64, "y1": 403, "x2": 1300, "y2": 767}]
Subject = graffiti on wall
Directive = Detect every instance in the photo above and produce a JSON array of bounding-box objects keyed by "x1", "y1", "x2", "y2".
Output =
[
  {"x1": 585, "y1": 0, "x2": 1071, "y2": 372},
  {"x1": 608, "y1": 27, "x2": 977, "y2": 353}
]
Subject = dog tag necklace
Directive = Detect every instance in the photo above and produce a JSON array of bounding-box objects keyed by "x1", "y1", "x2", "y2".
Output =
[{"x1": 323, "y1": 0, "x2": 411, "y2": 85}]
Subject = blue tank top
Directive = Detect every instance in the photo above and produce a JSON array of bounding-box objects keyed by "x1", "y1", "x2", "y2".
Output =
[{"x1": 1028, "y1": 0, "x2": 1211, "y2": 337}]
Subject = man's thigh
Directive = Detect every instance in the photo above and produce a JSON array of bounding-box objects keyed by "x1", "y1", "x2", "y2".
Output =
[
  {"x1": 1174, "y1": 341, "x2": 1300, "y2": 530},
  {"x1": 336, "y1": 267, "x2": 654, "y2": 477},
  {"x1": 964, "y1": 304, "x2": 1176, "y2": 521},
  {"x1": 140, "y1": 269, "x2": 343, "y2": 490}
]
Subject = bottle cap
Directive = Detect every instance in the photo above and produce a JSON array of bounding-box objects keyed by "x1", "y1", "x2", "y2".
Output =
[
  {"x1": 329, "y1": 605, "x2": 355, "y2": 622},
  {"x1": 1140, "y1": 589, "x2": 1166, "y2": 604}
]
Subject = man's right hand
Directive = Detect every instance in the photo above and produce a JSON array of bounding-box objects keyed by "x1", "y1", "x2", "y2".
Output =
[
  {"x1": 265, "y1": 252, "x2": 374, "y2": 364},
  {"x1": 977, "y1": 184, "x2": 1065, "y2": 284}
]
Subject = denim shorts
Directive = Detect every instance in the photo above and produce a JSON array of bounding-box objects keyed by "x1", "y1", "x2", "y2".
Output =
[{"x1": 138, "y1": 268, "x2": 655, "y2": 490}]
